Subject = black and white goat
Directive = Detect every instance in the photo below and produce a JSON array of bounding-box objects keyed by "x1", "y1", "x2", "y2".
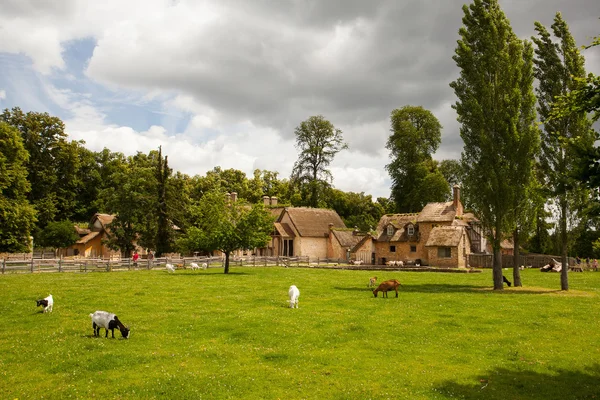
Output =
[
  {"x1": 90, "y1": 311, "x2": 130, "y2": 339},
  {"x1": 36, "y1": 294, "x2": 53, "y2": 313}
]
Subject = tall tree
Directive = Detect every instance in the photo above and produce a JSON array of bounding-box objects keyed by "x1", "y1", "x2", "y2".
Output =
[
  {"x1": 0, "y1": 122, "x2": 36, "y2": 252},
  {"x1": 532, "y1": 13, "x2": 595, "y2": 290},
  {"x1": 291, "y1": 115, "x2": 347, "y2": 208},
  {"x1": 155, "y1": 146, "x2": 172, "y2": 256},
  {"x1": 177, "y1": 191, "x2": 274, "y2": 274},
  {"x1": 385, "y1": 106, "x2": 447, "y2": 212},
  {"x1": 450, "y1": 0, "x2": 539, "y2": 290},
  {"x1": 37, "y1": 220, "x2": 79, "y2": 256}
]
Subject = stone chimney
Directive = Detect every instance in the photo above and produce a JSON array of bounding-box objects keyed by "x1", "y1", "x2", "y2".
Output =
[
  {"x1": 225, "y1": 193, "x2": 231, "y2": 204},
  {"x1": 263, "y1": 195, "x2": 270, "y2": 206},
  {"x1": 270, "y1": 196, "x2": 278, "y2": 206},
  {"x1": 230, "y1": 192, "x2": 237, "y2": 203},
  {"x1": 453, "y1": 185, "x2": 463, "y2": 217}
]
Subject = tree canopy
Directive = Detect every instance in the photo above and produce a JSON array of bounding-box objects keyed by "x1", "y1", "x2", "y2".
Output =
[
  {"x1": 385, "y1": 106, "x2": 447, "y2": 212},
  {"x1": 291, "y1": 115, "x2": 347, "y2": 208}
]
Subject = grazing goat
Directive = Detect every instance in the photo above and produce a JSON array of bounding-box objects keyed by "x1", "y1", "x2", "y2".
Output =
[
  {"x1": 368, "y1": 276, "x2": 377, "y2": 287},
  {"x1": 36, "y1": 294, "x2": 53, "y2": 313},
  {"x1": 373, "y1": 279, "x2": 402, "y2": 298},
  {"x1": 166, "y1": 263, "x2": 176, "y2": 273},
  {"x1": 90, "y1": 311, "x2": 130, "y2": 339},
  {"x1": 288, "y1": 285, "x2": 300, "y2": 308},
  {"x1": 190, "y1": 262, "x2": 207, "y2": 270}
]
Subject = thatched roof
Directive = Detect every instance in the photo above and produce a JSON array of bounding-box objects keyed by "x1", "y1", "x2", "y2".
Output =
[
  {"x1": 417, "y1": 202, "x2": 457, "y2": 223},
  {"x1": 331, "y1": 229, "x2": 366, "y2": 249},
  {"x1": 284, "y1": 207, "x2": 345, "y2": 237},
  {"x1": 375, "y1": 214, "x2": 417, "y2": 242},
  {"x1": 273, "y1": 222, "x2": 296, "y2": 238},
  {"x1": 76, "y1": 231, "x2": 100, "y2": 244},
  {"x1": 75, "y1": 226, "x2": 91, "y2": 236},
  {"x1": 425, "y1": 226, "x2": 464, "y2": 247},
  {"x1": 93, "y1": 213, "x2": 115, "y2": 228}
]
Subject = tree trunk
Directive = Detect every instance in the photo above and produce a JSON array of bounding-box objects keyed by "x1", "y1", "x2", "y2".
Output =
[
  {"x1": 560, "y1": 196, "x2": 569, "y2": 291},
  {"x1": 512, "y1": 228, "x2": 522, "y2": 287},
  {"x1": 493, "y1": 234, "x2": 504, "y2": 290},
  {"x1": 224, "y1": 251, "x2": 230, "y2": 274}
]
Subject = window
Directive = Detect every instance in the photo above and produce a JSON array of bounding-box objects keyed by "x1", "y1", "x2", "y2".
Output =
[
  {"x1": 438, "y1": 247, "x2": 452, "y2": 258},
  {"x1": 386, "y1": 225, "x2": 394, "y2": 236},
  {"x1": 390, "y1": 245, "x2": 396, "y2": 253},
  {"x1": 407, "y1": 224, "x2": 415, "y2": 236},
  {"x1": 410, "y1": 245, "x2": 417, "y2": 253}
]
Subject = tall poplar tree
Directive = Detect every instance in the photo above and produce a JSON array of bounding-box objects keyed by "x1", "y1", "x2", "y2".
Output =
[
  {"x1": 155, "y1": 146, "x2": 172, "y2": 256},
  {"x1": 532, "y1": 13, "x2": 595, "y2": 290},
  {"x1": 450, "y1": 0, "x2": 539, "y2": 290}
]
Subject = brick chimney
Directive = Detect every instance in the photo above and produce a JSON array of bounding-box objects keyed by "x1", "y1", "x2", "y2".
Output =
[
  {"x1": 453, "y1": 185, "x2": 463, "y2": 217},
  {"x1": 270, "y1": 196, "x2": 278, "y2": 206},
  {"x1": 230, "y1": 192, "x2": 237, "y2": 203},
  {"x1": 225, "y1": 193, "x2": 231, "y2": 204},
  {"x1": 263, "y1": 195, "x2": 270, "y2": 206}
]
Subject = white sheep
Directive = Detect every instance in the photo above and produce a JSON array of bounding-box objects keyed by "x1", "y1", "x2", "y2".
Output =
[
  {"x1": 36, "y1": 294, "x2": 53, "y2": 313},
  {"x1": 166, "y1": 263, "x2": 176, "y2": 273},
  {"x1": 288, "y1": 285, "x2": 300, "y2": 308},
  {"x1": 90, "y1": 311, "x2": 130, "y2": 339}
]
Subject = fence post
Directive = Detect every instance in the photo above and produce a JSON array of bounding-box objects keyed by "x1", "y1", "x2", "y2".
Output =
[
  {"x1": 147, "y1": 258, "x2": 150, "y2": 270},
  {"x1": 58, "y1": 256, "x2": 62, "y2": 273},
  {"x1": 84, "y1": 260, "x2": 87, "y2": 273},
  {"x1": 2, "y1": 258, "x2": 5, "y2": 274},
  {"x1": 31, "y1": 257, "x2": 34, "y2": 273}
]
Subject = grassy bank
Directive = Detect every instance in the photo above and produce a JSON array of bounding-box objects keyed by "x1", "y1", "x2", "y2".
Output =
[{"x1": 1, "y1": 267, "x2": 599, "y2": 399}]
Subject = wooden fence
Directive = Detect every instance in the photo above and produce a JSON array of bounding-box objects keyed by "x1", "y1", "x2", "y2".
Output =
[
  {"x1": 0, "y1": 255, "x2": 348, "y2": 274},
  {"x1": 466, "y1": 253, "x2": 577, "y2": 269}
]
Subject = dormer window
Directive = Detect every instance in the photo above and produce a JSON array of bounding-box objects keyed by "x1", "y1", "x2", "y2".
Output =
[
  {"x1": 386, "y1": 225, "x2": 394, "y2": 236},
  {"x1": 407, "y1": 224, "x2": 415, "y2": 236}
]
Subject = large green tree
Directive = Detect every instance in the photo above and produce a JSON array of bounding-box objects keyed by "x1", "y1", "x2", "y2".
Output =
[
  {"x1": 37, "y1": 220, "x2": 79, "y2": 256},
  {"x1": 0, "y1": 108, "x2": 81, "y2": 228},
  {"x1": 291, "y1": 115, "x2": 347, "y2": 208},
  {"x1": 0, "y1": 122, "x2": 36, "y2": 252},
  {"x1": 450, "y1": 0, "x2": 539, "y2": 290},
  {"x1": 177, "y1": 191, "x2": 274, "y2": 274},
  {"x1": 385, "y1": 106, "x2": 448, "y2": 212},
  {"x1": 155, "y1": 146, "x2": 173, "y2": 256},
  {"x1": 532, "y1": 13, "x2": 595, "y2": 290}
]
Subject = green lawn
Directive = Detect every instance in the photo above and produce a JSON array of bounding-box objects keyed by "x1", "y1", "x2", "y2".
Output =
[{"x1": 1, "y1": 267, "x2": 599, "y2": 399}]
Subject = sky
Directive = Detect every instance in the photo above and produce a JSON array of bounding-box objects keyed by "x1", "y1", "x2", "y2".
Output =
[{"x1": 0, "y1": 0, "x2": 598, "y2": 200}]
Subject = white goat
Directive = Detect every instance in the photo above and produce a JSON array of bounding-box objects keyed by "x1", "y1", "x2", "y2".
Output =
[
  {"x1": 36, "y1": 294, "x2": 53, "y2": 313},
  {"x1": 90, "y1": 311, "x2": 130, "y2": 339},
  {"x1": 288, "y1": 285, "x2": 300, "y2": 308},
  {"x1": 191, "y1": 262, "x2": 208, "y2": 270},
  {"x1": 166, "y1": 263, "x2": 176, "y2": 273}
]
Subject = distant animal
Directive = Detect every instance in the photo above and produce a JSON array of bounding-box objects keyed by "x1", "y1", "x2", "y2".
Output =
[
  {"x1": 36, "y1": 294, "x2": 53, "y2": 313},
  {"x1": 368, "y1": 276, "x2": 377, "y2": 287},
  {"x1": 190, "y1": 262, "x2": 200, "y2": 270},
  {"x1": 373, "y1": 279, "x2": 402, "y2": 298},
  {"x1": 166, "y1": 263, "x2": 176, "y2": 273},
  {"x1": 503, "y1": 276, "x2": 512, "y2": 287},
  {"x1": 352, "y1": 260, "x2": 364, "y2": 265},
  {"x1": 288, "y1": 285, "x2": 300, "y2": 308},
  {"x1": 90, "y1": 311, "x2": 130, "y2": 339}
]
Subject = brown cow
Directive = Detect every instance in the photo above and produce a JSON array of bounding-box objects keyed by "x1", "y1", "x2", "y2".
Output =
[{"x1": 373, "y1": 279, "x2": 402, "y2": 298}]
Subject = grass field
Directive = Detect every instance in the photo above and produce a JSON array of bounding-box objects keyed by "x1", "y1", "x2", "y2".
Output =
[{"x1": 1, "y1": 267, "x2": 599, "y2": 399}]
